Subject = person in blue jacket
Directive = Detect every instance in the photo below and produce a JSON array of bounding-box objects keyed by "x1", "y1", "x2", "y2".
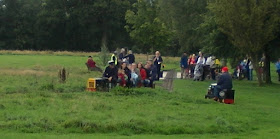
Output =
[
  {"x1": 276, "y1": 58, "x2": 280, "y2": 81},
  {"x1": 180, "y1": 52, "x2": 188, "y2": 79},
  {"x1": 214, "y1": 67, "x2": 233, "y2": 101}
]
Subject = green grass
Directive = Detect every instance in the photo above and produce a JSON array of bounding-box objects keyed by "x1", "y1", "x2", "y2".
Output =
[{"x1": 0, "y1": 54, "x2": 280, "y2": 138}]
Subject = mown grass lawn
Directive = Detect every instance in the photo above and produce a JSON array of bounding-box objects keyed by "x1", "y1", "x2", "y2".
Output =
[{"x1": 0, "y1": 53, "x2": 280, "y2": 138}]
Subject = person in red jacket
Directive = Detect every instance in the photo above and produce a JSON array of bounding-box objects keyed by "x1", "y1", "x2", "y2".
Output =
[
  {"x1": 137, "y1": 62, "x2": 150, "y2": 87},
  {"x1": 85, "y1": 56, "x2": 102, "y2": 72}
]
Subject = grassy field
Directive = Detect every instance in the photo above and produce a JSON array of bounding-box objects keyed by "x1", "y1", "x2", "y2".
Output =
[{"x1": 0, "y1": 51, "x2": 280, "y2": 138}]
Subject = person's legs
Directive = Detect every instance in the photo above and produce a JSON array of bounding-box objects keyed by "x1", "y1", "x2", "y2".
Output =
[
  {"x1": 181, "y1": 67, "x2": 184, "y2": 79},
  {"x1": 214, "y1": 85, "x2": 222, "y2": 100},
  {"x1": 277, "y1": 70, "x2": 280, "y2": 81},
  {"x1": 157, "y1": 66, "x2": 161, "y2": 80},
  {"x1": 249, "y1": 69, "x2": 253, "y2": 81},
  {"x1": 211, "y1": 68, "x2": 216, "y2": 80}
]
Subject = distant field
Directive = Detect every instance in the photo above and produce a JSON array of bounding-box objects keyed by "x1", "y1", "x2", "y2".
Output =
[{"x1": 0, "y1": 51, "x2": 280, "y2": 138}]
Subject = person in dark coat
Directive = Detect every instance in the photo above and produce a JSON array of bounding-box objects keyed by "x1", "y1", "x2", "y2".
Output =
[
  {"x1": 103, "y1": 60, "x2": 118, "y2": 87},
  {"x1": 180, "y1": 52, "x2": 188, "y2": 79},
  {"x1": 214, "y1": 67, "x2": 233, "y2": 101},
  {"x1": 147, "y1": 60, "x2": 157, "y2": 87},
  {"x1": 124, "y1": 50, "x2": 135, "y2": 64},
  {"x1": 153, "y1": 51, "x2": 163, "y2": 80}
]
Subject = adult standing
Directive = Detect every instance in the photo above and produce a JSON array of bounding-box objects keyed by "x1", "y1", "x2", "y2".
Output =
[
  {"x1": 210, "y1": 56, "x2": 217, "y2": 80},
  {"x1": 124, "y1": 50, "x2": 135, "y2": 65},
  {"x1": 197, "y1": 52, "x2": 206, "y2": 81},
  {"x1": 180, "y1": 52, "x2": 188, "y2": 79},
  {"x1": 276, "y1": 58, "x2": 280, "y2": 81},
  {"x1": 249, "y1": 61, "x2": 253, "y2": 81},
  {"x1": 153, "y1": 51, "x2": 163, "y2": 80},
  {"x1": 189, "y1": 54, "x2": 196, "y2": 78},
  {"x1": 111, "y1": 51, "x2": 118, "y2": 66},
  {"x1": 118, "y1": 48, "x2": 126, "y2": 64}
]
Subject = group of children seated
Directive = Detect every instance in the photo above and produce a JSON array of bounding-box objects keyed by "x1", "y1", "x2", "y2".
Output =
[{"x1": 103, "y1": 60, "x2": 158, "y2": 88}]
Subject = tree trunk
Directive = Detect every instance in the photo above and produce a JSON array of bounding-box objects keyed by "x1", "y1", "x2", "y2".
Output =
[
  {"x1": 264, "y1": 49, "x2": 272, "y2": 84},
  {"x1": 252, "y1": 55, "x2": 263, "y2": 86},
  {"x1": 101, "y1": 24, "x2": 108, "y2": 49}
]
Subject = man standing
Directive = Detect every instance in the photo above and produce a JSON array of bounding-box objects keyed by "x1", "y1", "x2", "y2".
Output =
[
  {"x1": 153, "y1": 51, "x2": 163, "y2": 80},
  {"x1": 111, "y1": 51, "x2": 118, "y2": 66},
  {"x1": 210, "y1": 56, "x2": 217, "y2": 80},
  {"x1": 103, "y1": 61, "x2": 118, "y2": 88},
  {"x1": 124, "y1": 50, "x2": 135, "y2": 64},
  {"x1": 180, "y1": 52, "x2": 188, "y2": 79},
  {"x1": 276, "y1": 58, "x2": 280, "y2": 81},
  {"x1": 214, "y1": 67, "x2": 233, "y2": 101}
]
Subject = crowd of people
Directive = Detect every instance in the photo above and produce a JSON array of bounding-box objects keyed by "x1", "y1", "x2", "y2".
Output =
[
  {"x1": 101, "y1": 49, "x2": 163, "y2": 88},
  {"x1": 180, "y1": 51, "x2": 221, "y2": 81}
]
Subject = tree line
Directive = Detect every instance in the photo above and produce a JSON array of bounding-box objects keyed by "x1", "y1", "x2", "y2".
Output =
[{"x1": 1, "y1": 0, "x2": 280, "y2": 85}]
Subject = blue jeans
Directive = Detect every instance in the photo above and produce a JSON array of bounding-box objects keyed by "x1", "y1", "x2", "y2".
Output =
[
  {"x1": 214, "y1": 85, "x2": 222, "y2": 99},
  {"x1": 249, "y1": 69, "x2": 253, "y2": 81}
]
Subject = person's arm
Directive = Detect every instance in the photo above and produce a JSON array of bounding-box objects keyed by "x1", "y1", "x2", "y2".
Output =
[
  {"x1": 103, "y1": 67, "x2": 108, "y2": 77},
  {"x1": 159, "y1": 56, "x2": 163, "y2": 63}
]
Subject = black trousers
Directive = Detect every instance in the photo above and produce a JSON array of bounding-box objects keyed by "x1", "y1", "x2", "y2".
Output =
[{"x1": 210, "y1": 68, "x2": 216, "y2": 80}]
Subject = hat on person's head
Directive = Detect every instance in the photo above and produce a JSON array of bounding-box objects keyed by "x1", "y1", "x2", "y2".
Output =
[
  {"x1": 88, "y1": 56, "x2": 92, "y2": 58},
  {"x1": 108, "y1": 60, "x2": 115, "y2": 65},
  {"x1": 222, "y1": 67, "x2": 229, "y2": 72}
]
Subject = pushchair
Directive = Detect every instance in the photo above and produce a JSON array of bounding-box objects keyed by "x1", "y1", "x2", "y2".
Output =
[{"x1": 193, "y1": 64, "x2": 204, "y2": 81}]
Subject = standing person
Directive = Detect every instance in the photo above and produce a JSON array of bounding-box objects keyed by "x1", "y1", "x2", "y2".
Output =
[
  {"x1": 118, "y1": 48, "x2": 126, "y2": 63},
  {"x1": 189, "y1": 54, "x2": 196, "y2": 78},
  {"x1": 180, "y1": 52, "x2": 188, "y2": 79},
  {"x1": 245, "y1": 57, "x2": 251, "y2": 80},
  {"x1": 111, "y1": 51, "x2": 118, "y2": 66},
  {"x1": 205, "y1": 55, "x2": 212, "y2": 80},
  {"x1": 249, "y1": 61, "x2": 253, "y2": 81},
  {"x1": 124, "y1": 50, "x2": 135, "y2": 65},
  {"x1": 103, "y1": 61, "x2": 118, "y2": 88},
  {"x1": 197, "y1": 52, "x2": 206, "y2": 81},
  {"x1": 276, "y1": 58, "x2": 280, "y2": 81},
  {"x1": 210, "y1": 56, "x2": 217, "y2": 80},
  {"x1": 153, "y1": 51, "x2": 163, "y2": 80},
  {"x1": 214, "y1": 67, "x2": 233, "y2": 102}
]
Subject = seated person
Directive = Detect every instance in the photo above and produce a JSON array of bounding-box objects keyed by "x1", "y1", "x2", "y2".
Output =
[
  {"x1": 121, "y1": 62, "x2": 132, "y2": 87},
  {"x1": 214, "y1": 67, "x2": 233, "y2": 101},
  {"x1": 103, "y1": 60, "x2": 118, "y2": 87},
  {"x1": 118, "y1": 69, "x2": 128, "y2": 87},
  {"x1": 146, "y1": 60, "x2": 157, "y2": 87},
  {"x1": 86, "y1": 56, "x2": 102, "y2": 72},
  {"x1": 130, "y1": 63, "x2": 140, "y2": 87},
  {"x1": 138, "y1": 63, "x2": 150, "y2": 87}
]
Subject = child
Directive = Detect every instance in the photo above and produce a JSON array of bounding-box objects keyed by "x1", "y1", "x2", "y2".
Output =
[{"x1": 118, "y1": 69, "x2": 127, "y2": 87}]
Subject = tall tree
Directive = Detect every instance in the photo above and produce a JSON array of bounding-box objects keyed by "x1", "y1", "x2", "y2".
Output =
[
  {"x1": 158, "y1": 0, "x2": 207, "y2": 54},
  {"x1": 125, "y1": 0, "x2": 173, "y2": 54},
  {"x1": 209, "y1": 0, "x2": 280, "y2": 85}
]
